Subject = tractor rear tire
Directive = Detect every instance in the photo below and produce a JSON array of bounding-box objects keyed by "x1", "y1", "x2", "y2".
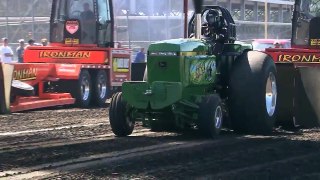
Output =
[
  {"x1": 71, "y1": 69, "x2": 92, "y2": 108},
  {"x1": 229, "y1": 51, "x2": 277, "y2": 134},
  {"x1": 109, "y1": 92, "x2": 135, "y2": 136},
  {"x1": 198, "y1": 94, "x2": 223, "y2": 138},
  {"x1": 92, "y1": 70, "x2": 109, "y2": 107}
]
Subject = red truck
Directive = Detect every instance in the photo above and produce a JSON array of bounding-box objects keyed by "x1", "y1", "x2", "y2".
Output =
[
  {"x1": 0, "y1": 0, "x2": 131, "y2": 113},
  {"x1": 265, "y1": 0, "x2": 320, "y2": 128}
]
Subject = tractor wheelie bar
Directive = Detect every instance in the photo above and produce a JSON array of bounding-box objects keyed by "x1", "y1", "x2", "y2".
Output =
[
  {"x1": 0, "y1": 0, "x2": 131, "y2": 113},
  {"x1": 109, "y1": 1, "x2": 278, "y2": 138}
]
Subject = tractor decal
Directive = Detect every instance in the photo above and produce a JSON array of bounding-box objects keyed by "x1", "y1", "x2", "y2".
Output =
[
  {"x1": 13, "y1": 68, "x2": 37, "y2": 81},
  {"x1": 189, "y1": 59, "x2": 216, "y2": 84},
  {"x1": 310, "y1": 39, "x2": 320, "y2": 46},
  {"x1": 278, "y1": 54, "x2": 320, "y2": 63},
  {"x1": 64, "y1": 38, "x2": 80, "y2": 45},
  {"x1": 39, "y1": 51, "x2": 91, "y2": 59},
  {"x1": 65, "y1": 20, "x2": 79, "y2": 34}
]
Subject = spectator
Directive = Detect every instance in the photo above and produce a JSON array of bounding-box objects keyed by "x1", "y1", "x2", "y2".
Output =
[
  {"x1": 80, "y1": 3, "x2": 95, "y2": 20},
  {"x1": 26, "y1": 39, "x2": 35, "y2": 48},
  {"x1": 274, "y1": 41, "x2": 281, "y2": 48},
  {"x1": 80, "y1": 2, "x2": 96, "y2": 43},
  {"x1": 41, "y1": 38, "x2": 48, "y2": 46},
  {"x1": 16, "y1": 39, "x2": 25, "y2": 63},
  {"x1": 134, "y1": 48, "x2": 145, "y2": 63},
  {"x1": 0, "y1": 37, "x2": 14, "y2": 63}
]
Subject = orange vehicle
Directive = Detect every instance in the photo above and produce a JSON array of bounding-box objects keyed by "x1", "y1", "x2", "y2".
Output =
[{"x1": 0, "y1": 0, "x2": 131, "y2": 113}]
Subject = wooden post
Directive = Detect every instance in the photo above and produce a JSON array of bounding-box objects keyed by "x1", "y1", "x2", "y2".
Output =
[
  {"x1": 0, "y1": 63, "x2": 13, "y2": 114},
  {"x1": 265, "y1": 0, "x2": 268, "y2": 39}
]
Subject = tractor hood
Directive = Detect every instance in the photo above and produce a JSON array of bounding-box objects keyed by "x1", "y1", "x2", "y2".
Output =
[{"x1": 148, "y1": 39, "x2": 208, "y2": 54}]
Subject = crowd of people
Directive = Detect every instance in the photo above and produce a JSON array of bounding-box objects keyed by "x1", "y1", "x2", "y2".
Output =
[
  {"x1": 0, "y1": 36, "x2": 147, "y2": 64},
  {"x1": 0, "y1": 37, "x2": 48, "y2": 63}
]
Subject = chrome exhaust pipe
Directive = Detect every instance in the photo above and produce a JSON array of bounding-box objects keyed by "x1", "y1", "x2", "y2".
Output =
[
  {"x1": 193, "y1": 0, "x2": 203, "y2": 39},
  {"x1": 195, "y1": 14, "x2": 202, "y2": 39}
]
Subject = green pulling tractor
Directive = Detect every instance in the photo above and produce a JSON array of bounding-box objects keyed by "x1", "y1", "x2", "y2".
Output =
[{"x1": 109, "y1": 4, "x2": 278, "y2": 138}]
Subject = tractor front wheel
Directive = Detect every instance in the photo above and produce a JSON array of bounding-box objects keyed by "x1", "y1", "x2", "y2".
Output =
[
  {"x1": 109, "y1": 92, "x2": 135, "y2": 136},
  {"x1": 198, "y1": 94, "x2": 223, "y2": 138}
]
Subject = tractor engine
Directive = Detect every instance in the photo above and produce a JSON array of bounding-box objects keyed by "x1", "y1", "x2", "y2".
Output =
[{"x1": 147, "y1": 39, "x2": 217, "y2": 89}]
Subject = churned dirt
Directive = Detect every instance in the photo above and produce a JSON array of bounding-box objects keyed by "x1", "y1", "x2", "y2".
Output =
[{"x1": 0, "y1": 105, "x2": 319, "y2": 179}]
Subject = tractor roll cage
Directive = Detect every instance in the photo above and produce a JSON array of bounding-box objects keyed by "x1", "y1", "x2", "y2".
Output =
[
  {"x1": 50, "y1": 0, "x2": 114, "y2": 47},
  {"x1": 188, "y1": 6, "x2": 236, "y2": 44}
]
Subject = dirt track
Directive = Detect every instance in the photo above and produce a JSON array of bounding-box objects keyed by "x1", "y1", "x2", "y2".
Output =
[{"x1": 0, "y1": 105, "x2": 320, "y2": 180}]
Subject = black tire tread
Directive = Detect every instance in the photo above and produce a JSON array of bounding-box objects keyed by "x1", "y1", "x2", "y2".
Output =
[
  {"x1": 199, "y1": 94, "x2": 223, "y2": 138},
  {"x1": 92, "y1": 70, "x2": 108, "y2": 107},
  {"x1": 229, "y1": 51, "x2": 276, "y2": 135},
  {"x1": 109, "y1": 92, "x2": 134, "y2": 136}
]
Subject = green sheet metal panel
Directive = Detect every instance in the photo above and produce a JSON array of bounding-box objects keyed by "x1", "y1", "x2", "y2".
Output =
[
  {"x1": 122, "y1": 81, "x2": 183, "y2": 110},
  {"x1": 148, "y1": 38, "x2": 208, "y2": 52}
]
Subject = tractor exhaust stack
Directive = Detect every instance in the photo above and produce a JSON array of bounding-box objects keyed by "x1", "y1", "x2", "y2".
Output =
[{"x1": 193, "y1": 0, "x2": 203, "y2": 39}]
